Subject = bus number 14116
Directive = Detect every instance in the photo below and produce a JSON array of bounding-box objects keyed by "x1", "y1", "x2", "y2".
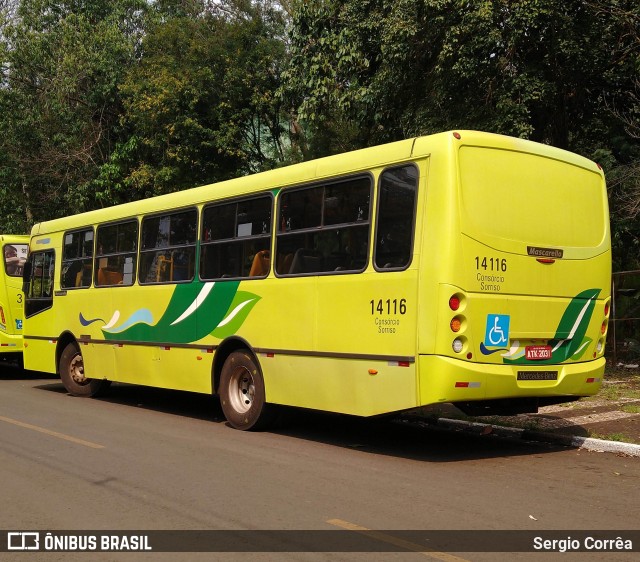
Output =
[
  {"x1": 370, "y1": 299, "x2": 407, "y2": 315},
  {"x1": 475, "y1": 256, "x2": 507, "y2": 272}
]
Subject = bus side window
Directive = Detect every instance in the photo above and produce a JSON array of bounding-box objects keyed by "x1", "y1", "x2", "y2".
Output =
[
  {"x1": 275, "y1": 176, "x2": 371, "y2": 276},
  {"x1": 200, "y1": 195, "x2": 272, "y2": 281},
  {"x1": 139, "y1": 209, "x2": 197, "y2": 285},
  {"x1": 25, "y1": 249, "x2": 55, "y2": 317},
  {"x1": 95, "y1": 220, "x2": 138, "y2": 287},
  {"x1": 374, "y1": 165, "x2": 418, "y2": 270},
  {"x1": 61, "y1": 228, "x2": 94, "y2": 289}
]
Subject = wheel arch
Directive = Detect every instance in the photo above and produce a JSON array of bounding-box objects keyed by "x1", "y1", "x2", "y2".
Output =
[
  {"x1": 56, "y1": 331, "x2": 79, "y2": 374},
  {"x1": 212, "y1": 336, "x2": 260, "y2": 395}
]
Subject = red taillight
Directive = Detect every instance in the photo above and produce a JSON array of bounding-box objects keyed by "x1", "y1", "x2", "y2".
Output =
[
  {"x1": 453, "y1": 132, "x2": 461, "y2": 140},
  {"x1": 604, "y1": 302, "x2": 610, "y2": 316},
  {"x1": 449, "y1": 295, "x2": 460, "y2": 311},
  {"x1": 0, "y1": 307, "x2": 5, "y2": 325}
]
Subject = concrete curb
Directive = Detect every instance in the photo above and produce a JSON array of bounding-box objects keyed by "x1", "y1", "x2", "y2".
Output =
[{"x1": 402, "y1": 415, "x2": 640, "y2": 457}]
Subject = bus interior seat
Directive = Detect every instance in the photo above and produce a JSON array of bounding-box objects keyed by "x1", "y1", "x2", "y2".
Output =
[
  {"x1": 249, "y1": 250, "x2": 270, "y2": 277},
  {"x1": 289, "y1": 248, "x2": 323, "y2": 274},
  {"x1": 98, "y1": 268, "x2": 124, "y2": 286},
  {"x1": 276, "y1": 252, "x2": 293, "y2": 274}
]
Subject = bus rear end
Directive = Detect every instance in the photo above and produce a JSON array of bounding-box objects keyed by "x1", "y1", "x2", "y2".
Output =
[
  {"x1": 0, "y1": 235, "x2": 29, "y2": 359},
  {"x1": 419, "y1": 132, "x2": 611, "y2": 415}
]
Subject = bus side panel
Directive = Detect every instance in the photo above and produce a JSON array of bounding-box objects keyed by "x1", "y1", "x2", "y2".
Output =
[
  {"x1": 249, "y1": 271, "x2": 420, "y2": 415},
  {"x1": 0, "y1": 278, "x2": 23, "y2": 353},
  {"x1": 106, "y1": 345, "x2": 213, "y2": 394},
  {"x1": 314, "y1": 272, "x2": 419, "y2": 359},
  {"x1": 261, "y1": 355, "x2": 416, "y2": 416},
  {"x1": 23, "y1": 338, "x2": 57, "y2": 372}
]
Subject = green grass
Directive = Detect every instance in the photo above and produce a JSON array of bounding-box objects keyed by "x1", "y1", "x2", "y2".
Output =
[
  {"x1": 584, "y1": 368, "x2": 640, "y2": 401},
  {"x1": 588, "y1": 431, "x2": 636, "y2": 444},
  {"x1": 621, "y1": 404, "x2": 640, "y2": 414}
]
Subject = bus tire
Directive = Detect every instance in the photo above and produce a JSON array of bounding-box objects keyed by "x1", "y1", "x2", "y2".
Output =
[
  {"x1": 59, "y1": 342, "x2": 110, "y2": 397},
  {"x1": 220, "y1": 350, "x2": 273, "y2": 431}
]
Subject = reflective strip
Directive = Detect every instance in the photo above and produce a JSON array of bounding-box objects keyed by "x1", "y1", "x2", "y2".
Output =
[{"x1": 455, "y1": 382, "x2": 481, "y2": 388}]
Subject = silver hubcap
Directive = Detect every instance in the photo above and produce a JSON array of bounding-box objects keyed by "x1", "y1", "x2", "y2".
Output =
[
  {"x1": 228, "y1": 366, "x2": 255, "y2": 414},
  {"x1": 69, "y1": 353, "x2": 87, "y2": 385}
]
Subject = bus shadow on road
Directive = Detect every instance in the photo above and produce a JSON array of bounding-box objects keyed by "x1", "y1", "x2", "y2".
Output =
[
  {"x1": 35, "y1": 380, "x2": 220, "y2": 424},
  {"x1": 0, "y1": 364, "x2": 57, "y2": 380},
  {"x1": 269, "y1": 408, "x2": 568, "y2": 462},
  {"x1": 33, "y1": 381, "x2": 567, "y2": 461}
]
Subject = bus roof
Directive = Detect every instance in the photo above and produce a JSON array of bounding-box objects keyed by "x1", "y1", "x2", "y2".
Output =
[
  {"x1": 0, "y1": 234, "x2": 30, "y2": 243},
  {"x1": 30, "y1": 130, "x2": 602, "y2": 236}
]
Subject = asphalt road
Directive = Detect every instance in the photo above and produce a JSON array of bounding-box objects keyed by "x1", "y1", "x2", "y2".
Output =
[{"x1": 0, "y1": 364, "x2": 638, "y2": 561}]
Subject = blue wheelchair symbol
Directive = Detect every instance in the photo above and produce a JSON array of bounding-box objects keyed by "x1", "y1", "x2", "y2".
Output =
[
  {"x1": 15, "y1": 319, "x2": 22, "y2": 330},
  {"x1": 484, "y1": 314, "x2": 510, "y2": 347}
]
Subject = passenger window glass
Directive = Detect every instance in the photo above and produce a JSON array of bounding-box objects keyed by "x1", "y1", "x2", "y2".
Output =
[
  {"x1": 200, "y1": 195, "x2": 272, "y2": 280},
  {"x1": 279, "y1": 187, "x2": 322, "y2": 231},
  {"x1": 374, "y1": 165, "x2": 418, "y2": 270},
  {"x1": 324, "y1": 182, "x2": 370, "y2": 226},
  {"x1": 25, "y1": 250, "x2": 55, "y2": 317},
  {"x1": 95, "y1": 220, "x2": 138, "y2": 286},
  {"x1": 276, "y1": 176, "x2": 371, "y2": 275},
  {"x1": 61, "y1": 229, "x2": 94, "y2": 289},
  {"x1": 3, "y1": 243, "x2": 28, "y2": 277},
  {"x1": 139, "y1": 209, "x2": 197, "y2": 284}
]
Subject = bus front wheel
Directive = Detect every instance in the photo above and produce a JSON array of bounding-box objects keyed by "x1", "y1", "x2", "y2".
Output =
[
  {"x1": 59, "y1": 342, "x2": 110, "y2": 397},
  {"x1": 220, "y1": 350, "x2": 274, "y2": 430}
]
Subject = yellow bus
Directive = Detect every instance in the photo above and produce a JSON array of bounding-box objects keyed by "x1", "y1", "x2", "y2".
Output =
[
  {"x1": 0, "y1": 235, "x2": 28, "y2": 360},
  {"x1": 22, "y1": 131, "x2": 611, "y2": 429}
]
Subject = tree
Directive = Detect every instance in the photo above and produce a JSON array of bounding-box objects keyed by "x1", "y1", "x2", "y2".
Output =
[
  {"x1": 0, "y1": 0, "x2": 146, "y2": 229},
  {"x1": 281, "y1": 0, "x2": 640, "y2": 269},
  {"x1": 282, "y1": 1, "x2": 638, "y2": 152},
  {"x1": 86, "y1": 0, "x2": 289, "y2": 206}
]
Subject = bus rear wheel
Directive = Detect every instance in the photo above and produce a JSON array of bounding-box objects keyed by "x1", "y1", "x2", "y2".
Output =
[
  {"x1": 219, "y1": 350, "x2": 274, "y2": 431},
  {"x1": 59, "y1": 342, "x2": 110, "y2": 397}
]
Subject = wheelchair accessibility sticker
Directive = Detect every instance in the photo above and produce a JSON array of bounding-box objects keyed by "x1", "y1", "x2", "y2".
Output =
[{"x1": 484, "y1": 314, "x2": 510, "y2": 347}]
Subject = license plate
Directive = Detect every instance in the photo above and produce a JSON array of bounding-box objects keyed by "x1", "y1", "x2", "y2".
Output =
[
  {"x1": 517, "y1": 371, "x2": 558, "y2": 381},
  {"x1": 525, "y1": 345, "x2": 552, "y2": 360}
]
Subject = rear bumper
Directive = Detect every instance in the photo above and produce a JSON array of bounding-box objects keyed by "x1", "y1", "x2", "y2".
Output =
[
  {"x1": 418, "y1": 354, "x2": 605, "y2": 406},
  {"x1": 0, "y1": 331, "x2": 22, "y2": 353}
]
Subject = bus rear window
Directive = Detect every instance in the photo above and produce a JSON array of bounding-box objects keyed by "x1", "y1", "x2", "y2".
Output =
[
  {"x1": 459, "y1": 147, "x2": 606, "y2": 248},
  {"x1": 3, "y1": 243, "x2": 28, "y2": 277}
]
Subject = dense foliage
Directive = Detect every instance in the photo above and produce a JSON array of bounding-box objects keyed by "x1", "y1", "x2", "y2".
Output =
[{"x1": 0, "y1": 0, "x2": 638, "y2": 269}]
